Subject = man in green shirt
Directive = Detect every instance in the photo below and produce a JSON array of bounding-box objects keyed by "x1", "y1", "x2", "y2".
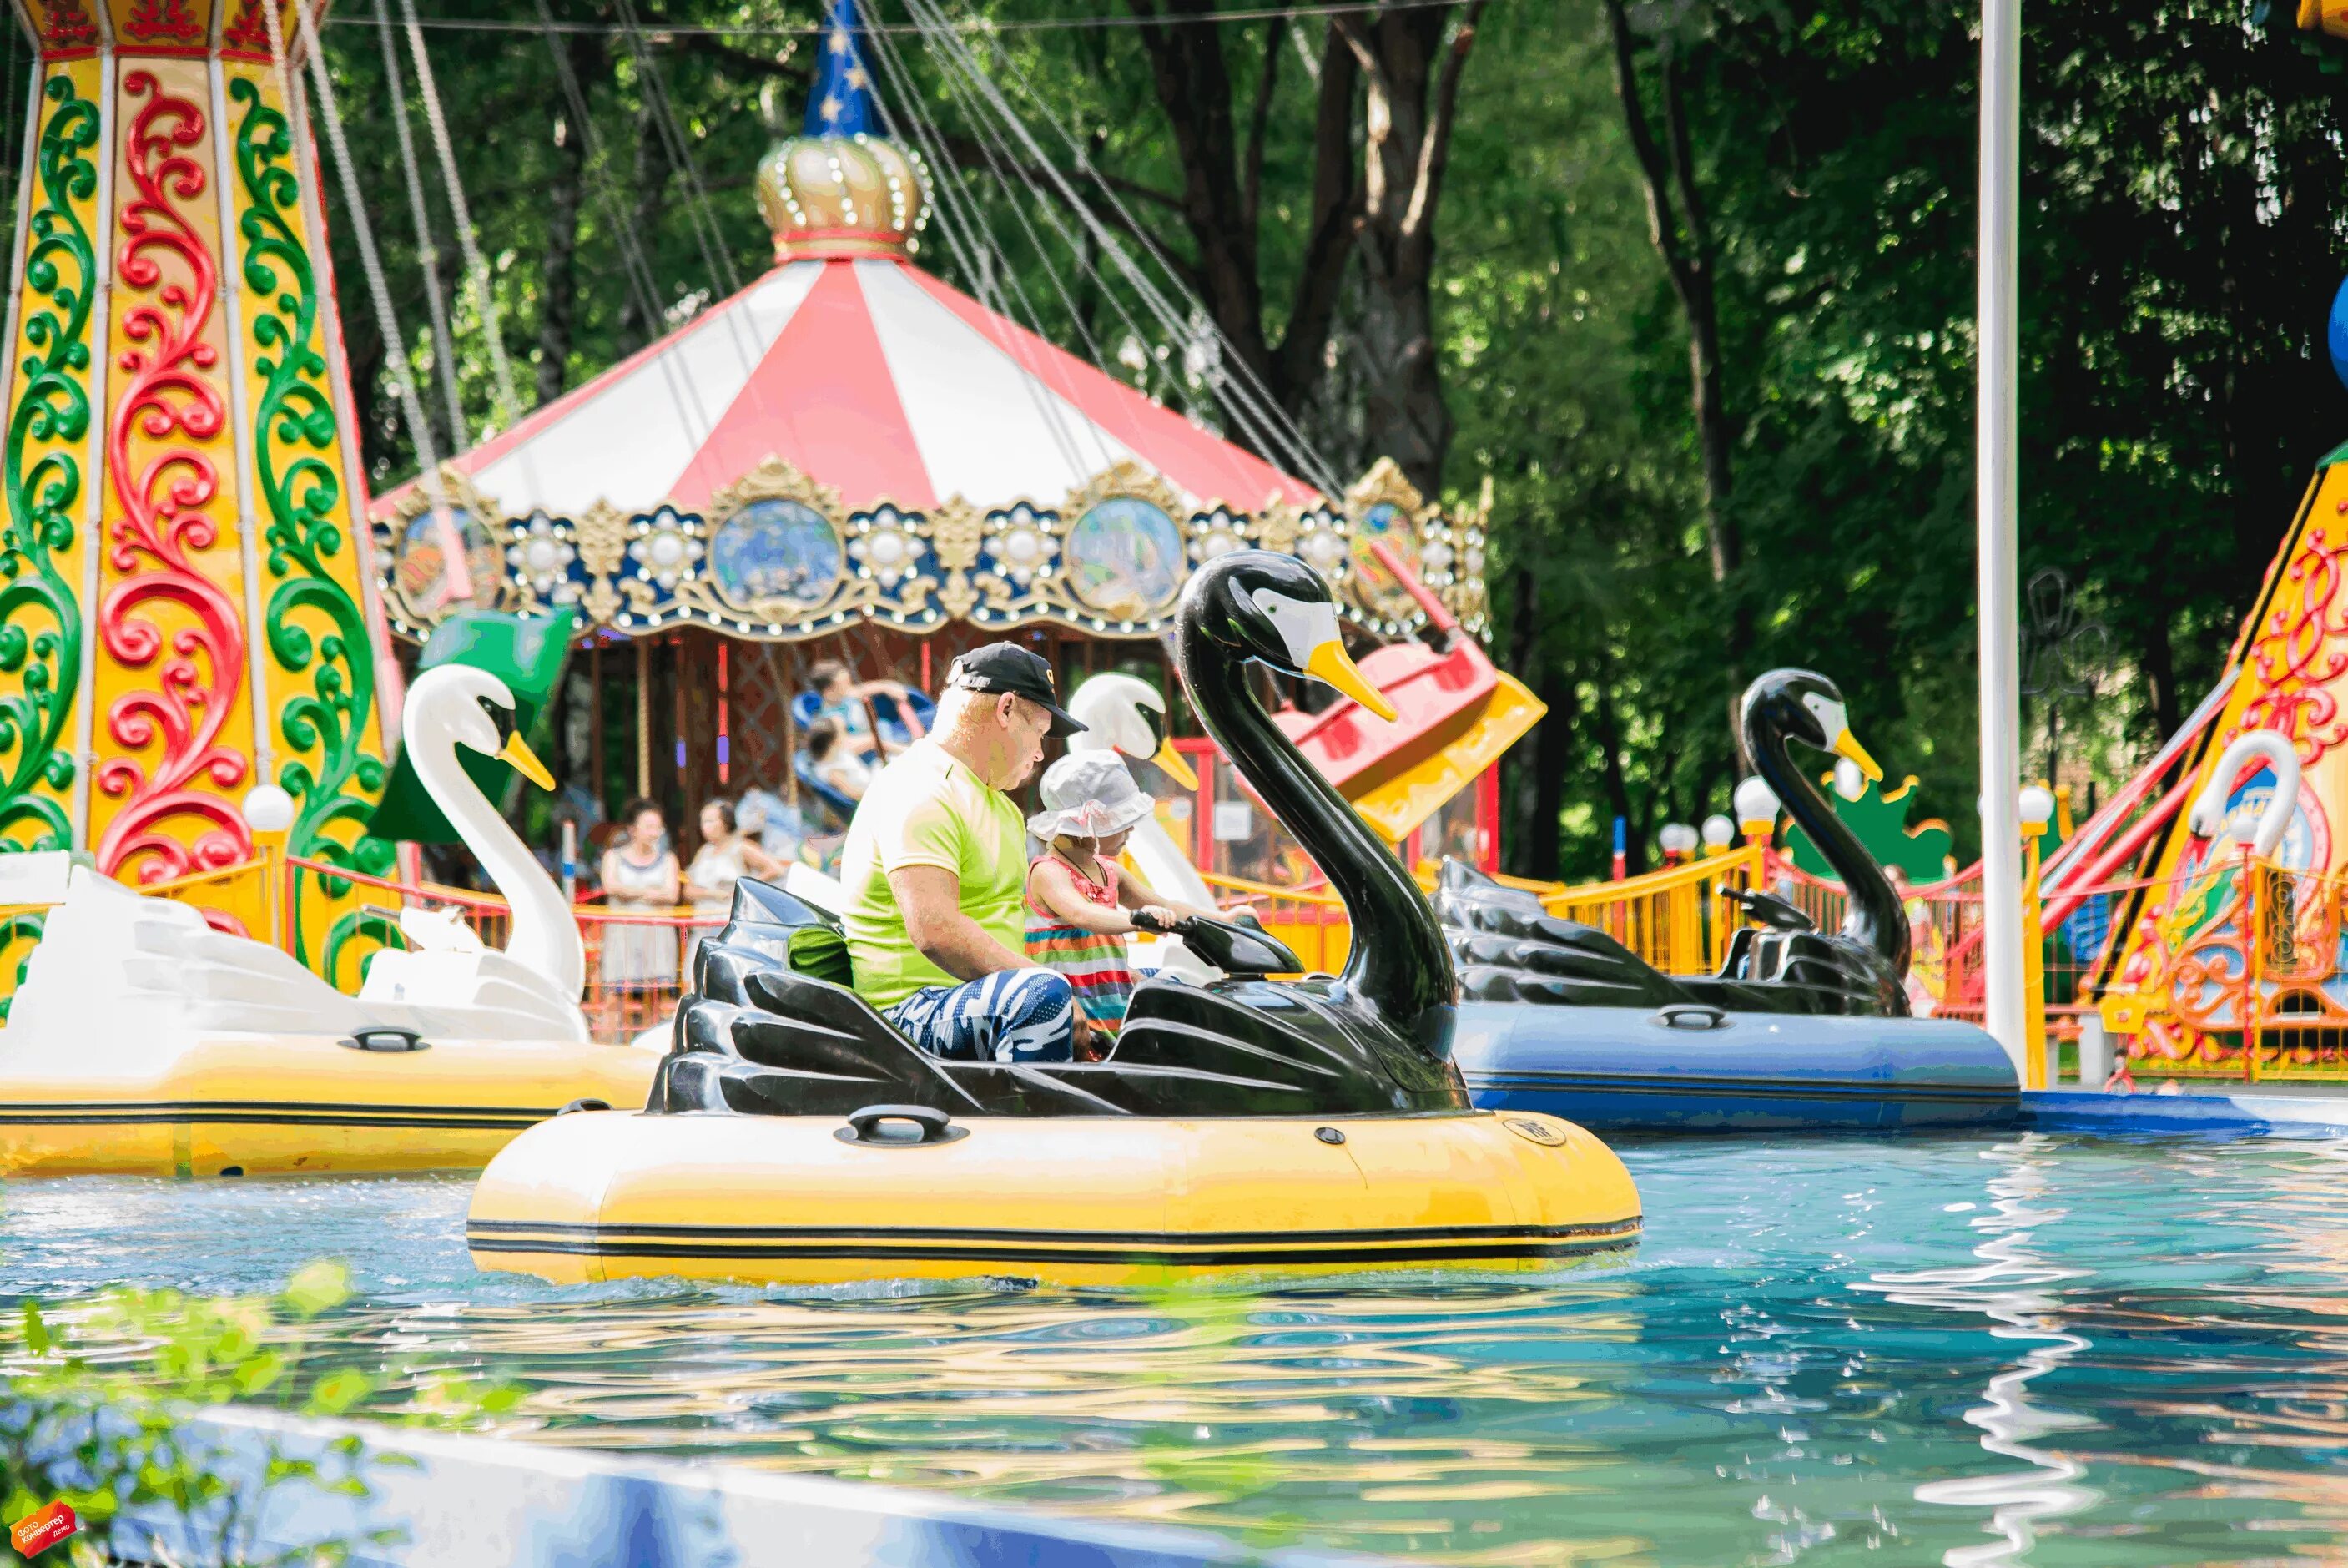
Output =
[{"x1": 839, "y1": 643, "x2": 1092, "y2": 1061}]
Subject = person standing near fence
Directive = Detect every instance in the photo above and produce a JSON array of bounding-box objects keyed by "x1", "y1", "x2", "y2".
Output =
[
  {"x1": 599, "y1": 799, "x2": 681, "y2": 991},
  {"x1": 683, "y1": 798, "x2": 786, "y2": 980}
]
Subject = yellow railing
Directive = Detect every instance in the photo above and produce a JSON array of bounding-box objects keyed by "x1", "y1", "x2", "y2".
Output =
[
  {"x1": 1193, "y1": 845, "x2": 1766, "y2": 979},
  {"x1": 1529, "y1": 845, "x2": 1763, "y2": 975}
]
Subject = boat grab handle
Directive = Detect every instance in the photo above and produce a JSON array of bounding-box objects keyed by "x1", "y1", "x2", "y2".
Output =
[
  {"x1": 836, "y1": 1103, "x2": 970, "y2": 1147},
  {"x1": 338, "y1": 1026, "x2": 429, "y2": 1053},
  {"x1": 1650, "y1": 1004, "x2": 1730, "y2": 1032}
]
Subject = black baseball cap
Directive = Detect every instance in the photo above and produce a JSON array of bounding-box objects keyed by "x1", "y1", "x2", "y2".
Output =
[{"x1": 944, "y1": 643, "x2": 1088, "y2": 737}]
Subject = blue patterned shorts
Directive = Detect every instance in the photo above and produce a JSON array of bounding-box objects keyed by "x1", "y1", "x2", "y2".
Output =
[{"x1": 887, "y1": 968, "x2": 1077, "y2": 1063}]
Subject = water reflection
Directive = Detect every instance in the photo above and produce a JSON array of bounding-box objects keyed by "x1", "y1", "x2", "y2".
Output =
[
  {"x1": 10, "y1": 1137, "x2": 2348, "y2": 1563},
  {"x1": 1857, "y1": 1132, "x2": 2099, "y2": 1565}
]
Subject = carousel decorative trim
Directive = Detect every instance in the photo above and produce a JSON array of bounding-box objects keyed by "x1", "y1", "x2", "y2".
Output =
[
  {"x1": 372, "y1": 455, "x2": 1494, "y2": 645},
  {"x1": 230, "y1": 68, "x2": 396, "y2": 964}
]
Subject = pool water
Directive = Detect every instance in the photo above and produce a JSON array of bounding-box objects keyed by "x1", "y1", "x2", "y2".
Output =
[{"x1": 6, "y1": 1130, "x2": 2348, "y2": 1565}]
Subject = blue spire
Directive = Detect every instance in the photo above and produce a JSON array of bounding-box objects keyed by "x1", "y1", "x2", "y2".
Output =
[{"x1": 807, "y1": 0, "x2": 879, "y2": 137}]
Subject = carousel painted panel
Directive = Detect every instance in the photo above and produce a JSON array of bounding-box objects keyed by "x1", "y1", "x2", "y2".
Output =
[
  {"x1": 221, "y1": 58, "x2": 394, "y2": 977},
  {"x1": 86, "y1": 56, "x2": 259, "y2": 901},
  {"x1": 2104, "y1": 462, "x2": 2348, "y2": 1078}
]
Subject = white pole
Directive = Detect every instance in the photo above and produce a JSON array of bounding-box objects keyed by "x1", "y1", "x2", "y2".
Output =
[{"x1": 1978, "y1": 0, "x2": 2027, "y2": 1076}]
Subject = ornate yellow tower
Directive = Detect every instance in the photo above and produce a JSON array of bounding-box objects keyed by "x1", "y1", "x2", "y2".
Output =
[{"x1": 0, "y1": 0, "x2": 396, "y2": 961}]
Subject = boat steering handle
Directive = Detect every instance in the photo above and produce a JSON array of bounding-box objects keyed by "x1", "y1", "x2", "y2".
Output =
[{"x1": 838, "y1": 1104, "x2": 968, "y2": 1147}]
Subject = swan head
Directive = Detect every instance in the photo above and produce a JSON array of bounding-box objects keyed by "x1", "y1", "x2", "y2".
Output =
[
  {"x1": 1745, "y1": 668, "x2": 1881, "y2": 780},
  {"x1": 406, "y1": 663, "x2": 557, "y2": 791},
  {"x1": 2187, "y1": 729, "x2": 2300, "y2": 851},
  {"x1": 1067, "y1": 673, "x2": 1198, "y2": 790},
  {"x1": 1185, "y1": 550, "x2": 1398, "y2": 722}
]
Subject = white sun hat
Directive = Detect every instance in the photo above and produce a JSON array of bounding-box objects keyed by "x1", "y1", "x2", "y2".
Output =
[{"x1": 1026, "y1": 751, "x2": 1159, "y2": 841}]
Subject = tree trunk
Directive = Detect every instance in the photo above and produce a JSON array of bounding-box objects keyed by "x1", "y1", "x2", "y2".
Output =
[
  {"x1": 1592, "y1": 662, "x2": 1640, "y2": 875},
  {"x1": 614, "y1": 100, "x2": 673, "y2": 357},
  {"x1": 1604, "y1": 0, "x2": 1742, "y2": 629},
  {"x1": 2140, "y1": 597, "x2": 2181, "y2": 746},
  {"x1": 1523, "y1": 664, "x2": 1575, "y2": 881},
  {"x1": 1338, "y1": 3, "x2": 1484, "y2": 496},
  {"x1": 537, "y1": 96, "x2": 591, "y2": 409}
]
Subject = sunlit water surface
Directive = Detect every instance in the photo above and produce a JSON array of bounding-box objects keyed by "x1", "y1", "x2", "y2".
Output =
[{"x1": 6, "y1": 1131, "x2": 2348, "y2": 1565}]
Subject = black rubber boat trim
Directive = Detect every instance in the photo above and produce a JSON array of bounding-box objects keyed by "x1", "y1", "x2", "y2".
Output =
[
  {"x1": 0, "y1": 1100, "x2": 552, "y2": 1128},
  {"x1": 465, "y1": 1216, "x2": 1643, "y2": 1245},
  {"x1": 1464, "y1": 1072, "x2": 2016, "y2": 1105},
  {"x1": 465, "y1": 1233, "x2": 1642, "y2": 1267}
]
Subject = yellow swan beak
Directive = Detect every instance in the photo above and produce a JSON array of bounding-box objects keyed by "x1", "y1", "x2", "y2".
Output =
[
  {"x1": 1151, "y1": 738, "x2": 1199, "y2": 792},
  {"x1": 497, "y1": 731, "x2": 557, "y2": 792},
  {"x1": 1305, "y1": 638, "x2": 1398, "y2": 723},
  {"x1": 1831, "y1": 728, "x2": 1883, "y2": 783}
]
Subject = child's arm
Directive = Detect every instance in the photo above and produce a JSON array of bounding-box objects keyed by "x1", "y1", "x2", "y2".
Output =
[
  {"x1": 1113, "y1": 869, "x2": 1218, "y2": 925},
  {"x1": 1030, "y1": 860, "x2": 1140, "y2": 935}
]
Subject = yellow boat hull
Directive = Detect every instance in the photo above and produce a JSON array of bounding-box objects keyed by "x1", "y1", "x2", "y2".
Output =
[
  {"x1": 468, "y1": 1108, "x2": 1641, "y2": 1288},
  {"x1": 0, "y1": 1035, "x2": 659, "y2": 1177}
]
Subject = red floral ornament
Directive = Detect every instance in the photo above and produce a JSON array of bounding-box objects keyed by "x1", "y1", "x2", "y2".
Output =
[{"x1": 94, "y1": 72, "x2": 254, "y2": 886}]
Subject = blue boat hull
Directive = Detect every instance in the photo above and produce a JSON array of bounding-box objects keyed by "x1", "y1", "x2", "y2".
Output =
[{"x1": 1453, "y1": 1004, "x2": 2021, "y2": 1132}]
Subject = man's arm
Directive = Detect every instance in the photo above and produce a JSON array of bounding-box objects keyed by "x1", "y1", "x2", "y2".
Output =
[{"x1": 888, "y1": 865, "x2": 1030, "y2": 981}]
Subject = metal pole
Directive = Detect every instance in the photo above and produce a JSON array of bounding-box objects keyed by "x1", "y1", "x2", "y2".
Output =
[{"x1": 1977, "y1": 0, "x2": 2027, "y2": 1076}]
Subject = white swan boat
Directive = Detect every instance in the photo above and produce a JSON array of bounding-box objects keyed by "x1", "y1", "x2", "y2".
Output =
[{"x1": 0, "y1": 666, "x2": 658, "y2": 1178}]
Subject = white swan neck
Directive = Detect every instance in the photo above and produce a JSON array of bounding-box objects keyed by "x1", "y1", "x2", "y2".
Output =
[{"x1": 406, "y1": 703, "x2": 585, "y2": 1001}]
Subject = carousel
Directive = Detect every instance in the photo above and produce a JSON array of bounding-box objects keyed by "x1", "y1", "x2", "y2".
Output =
[{"x1": 367, "y1": 15, "x2": 1501, "y2": 877}]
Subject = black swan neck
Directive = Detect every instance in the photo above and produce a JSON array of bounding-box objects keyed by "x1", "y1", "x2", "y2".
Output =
[
  {"x1": 1747, "y1": 713, "x2": 1911, "y2": 975},
  {"x1": 1178, "y1": 628, "x2": 1455, "y2": 1049}
]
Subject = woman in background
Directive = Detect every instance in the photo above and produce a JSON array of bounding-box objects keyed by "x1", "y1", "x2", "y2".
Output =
[
  {"x1": 598, "y1": 798, "x2": 681, "y2": 991},
  {"x1": 683, "y1": 797, "x2": 786, "y2": 973}
]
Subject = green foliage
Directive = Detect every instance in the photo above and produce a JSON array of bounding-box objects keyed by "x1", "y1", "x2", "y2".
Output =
[
  {"x1": 0, "y1": 0, "x2": 2313, "y2": 882},
  {"x1": 0, "y1": 1261, "x2": 518, "y2": 1565}
]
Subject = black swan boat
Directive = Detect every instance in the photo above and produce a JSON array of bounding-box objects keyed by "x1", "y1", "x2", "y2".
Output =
[
  {"x1": 467, "y1": 552, "x2": 1641, "y2": 1286},
  {"x1": 1439, "y1": 670, "x2": 2018, "y2": 1132}
]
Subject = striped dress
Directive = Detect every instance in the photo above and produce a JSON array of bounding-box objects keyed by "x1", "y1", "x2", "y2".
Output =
[{"x1": 1025, "y1": 853, "x2": 1138, "y2": 1036}]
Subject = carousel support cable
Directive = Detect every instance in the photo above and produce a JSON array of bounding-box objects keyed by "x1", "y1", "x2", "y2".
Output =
[
  {"x1": 954, "y1": 2, "x2": 1343, "y2": 499},
  {"x1": 613, "y1": 0, "x2": 741, "y2": 299},
  {"x1": 876, "y1": 5, "x2": 1162, "y2": 387},
  {"x1": 888, "y1": 16, "x2": 1136, "y2": 408},
  {"x1": 375, "y1": 0, "x2": 470, "y2": 448},
  {"x1": 278, "y1": 0, "x2": 468, "y2": 598},
  {"x1": 859, "y1": 19, "x2": 1122, "y2": 483},
  {"x1": 398, "y1": 0, "x2": 527, "y2": 433},
  {"x1": 532, "y1": 0, "x2": 721, "y2": 436},
  {"x1": 870, "y1": 20, "x2": 1122, "y2": 481},
  {"x1": 607, "y1": 0, "x2": 794, "y2": 446},
  {"x1": 859, "y1": 18, "x2": 1111, "y2": 481},
  {"x1": 903, "y1": 0, "x2": 1341, "y2": 497}
]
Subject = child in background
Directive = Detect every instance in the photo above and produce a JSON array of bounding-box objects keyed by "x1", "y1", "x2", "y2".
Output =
[
  {"x1": 1024, "y1": 752, "x2": 1218, "y2": 1056},
  {"x1": 804, "y1": 716, "x2": 874, "y2": 801}
]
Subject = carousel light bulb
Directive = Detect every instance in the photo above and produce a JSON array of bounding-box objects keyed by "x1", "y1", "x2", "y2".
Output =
[
  {"x1": 1733, "y1": 776, "x2": 1780, "y2": 834},
  {"x1": 1701, "y1": 814, "x2": 1736, "y2": 851},
  {"x1": 2018, "y1": 784, "x2": 2056, "y2": 834},
  {"x1": 1833, "y1": 757, "x2": 1867, "y2": 801},
  {"x1": 1659, "y1": 822, "x2": 1699, "y2": 857}
]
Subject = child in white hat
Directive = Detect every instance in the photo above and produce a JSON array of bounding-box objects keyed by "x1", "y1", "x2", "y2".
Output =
[{"x1": 1025, "y1": 751, "x2": 1217, "y2": 1051}]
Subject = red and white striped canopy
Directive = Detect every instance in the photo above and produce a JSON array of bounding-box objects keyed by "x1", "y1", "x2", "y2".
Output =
[{"x1": 379, "y1": 257, "x2": 1319, "y2": 522}]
